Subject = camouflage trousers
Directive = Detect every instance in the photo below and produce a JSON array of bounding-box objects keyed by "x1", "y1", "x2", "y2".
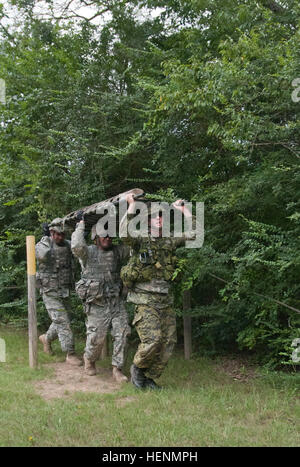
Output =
[
  {"x1": 84, "y1": 300, "x2": 130, "y2": 369},
  {"x1": 132, "y1": 304, "x2": 177, "y2": 379},
  {"x1": 42, "y1": 292, "x2": 74, "y2": 353}
]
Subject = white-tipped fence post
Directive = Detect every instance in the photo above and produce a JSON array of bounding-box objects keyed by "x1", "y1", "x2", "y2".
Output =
[{"x1": 26, "y1": 236, "x2": 38, "y2": 368}]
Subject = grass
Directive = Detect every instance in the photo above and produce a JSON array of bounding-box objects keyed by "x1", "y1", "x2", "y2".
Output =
[{"x1": 0, "y1": 325, "x2": 299, "y2": 447}]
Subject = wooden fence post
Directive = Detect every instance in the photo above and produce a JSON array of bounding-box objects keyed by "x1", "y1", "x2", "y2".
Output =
[
  {"x1": 101, "y1": 335, "x2": 108, "y2": 359},
  {"x1": 183, "y1": 290, "x2": 192, "y2": 360},
  {"x1": 26, "y1": 236, "x2": 38, "y2": 368}
]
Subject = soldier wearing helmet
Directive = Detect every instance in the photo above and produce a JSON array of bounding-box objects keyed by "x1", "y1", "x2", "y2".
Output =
[
  {"x1": 119, "y1": 196, "x2": 196, "y2": 390},
  {"x1": 71, "y1": 212, "x2": 130, "y2": 383},
  {"x1": 36, "y1": 218, "x2": 81, "y2": 366}
]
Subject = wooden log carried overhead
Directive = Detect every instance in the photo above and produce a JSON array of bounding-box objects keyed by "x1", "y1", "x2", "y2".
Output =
[{"x1": 62, "y1": 188, "x2": 145, "y2": 233}]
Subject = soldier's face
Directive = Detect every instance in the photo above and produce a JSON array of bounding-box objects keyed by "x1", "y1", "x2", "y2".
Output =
[
  {"x1": 51, "y1": 231, "x2": 65, "y2": 245},
  {"x1": 149, "y1": 214, "x2": 163, "y2": 232},
  {"x1": 97, "y1": 236, "x2": 112, "y2": 250}
]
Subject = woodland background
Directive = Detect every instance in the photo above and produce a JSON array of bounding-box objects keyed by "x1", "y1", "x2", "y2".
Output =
[{"x1": 0, "y1": 0, "x2": 299, "y2": 367}]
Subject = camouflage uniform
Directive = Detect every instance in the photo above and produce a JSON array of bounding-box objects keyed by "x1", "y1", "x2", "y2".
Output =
[
  {"x1": 36, "y1": 236, "x2": 74, "y2": 353},
  {"x1": 120, "y1": 212, "x2": 196, "y2": 380},
  {"x1": 71, "y1": 222, "x2": 130, "y2": 368}
]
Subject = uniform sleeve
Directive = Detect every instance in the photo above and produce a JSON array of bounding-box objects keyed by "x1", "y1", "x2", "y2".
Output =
[
  {"x1": 35, "y1": 236, "x2": 51, "y2": 262},
  {"x1": 119, "y1": 212, "x2": 141, "y2": 249},
  {"x1": 117, "y1": 244, "x2": 131, "y2": 263},
  {"x1": 66, "y1": 239, "x2": 75, "y2": 283},
  {"x1": 71, "y1": 222, "x2": 88, "y2": 265},
  {"x1": 173, "y1": 214, "x2": 199, "y2": 248}
]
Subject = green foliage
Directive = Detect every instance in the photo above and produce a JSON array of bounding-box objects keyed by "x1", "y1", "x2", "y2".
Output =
[
  {"x1": 0, "y1": 0, "x2": 299, "y2": 367},
  {"x1": 133, "y1": 0, "x2": 300, "y2": 366}
]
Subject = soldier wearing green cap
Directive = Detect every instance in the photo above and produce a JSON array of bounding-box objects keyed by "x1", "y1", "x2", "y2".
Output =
[
  {"x1": 36, "y1": 218, "x2": 81, "y2": 366},
  {"x1": 120, "y1": 196, "x2": 197, "y2": 389},
  {"x1": 71, "y1": 214, "x2": 130, "y2": 383}
]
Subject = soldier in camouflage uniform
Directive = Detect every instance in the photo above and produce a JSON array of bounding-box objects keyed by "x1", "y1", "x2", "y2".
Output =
[
  {"x1": 120, "y1": 195, "x2": 196, "y2": 389},
  {"x1": 71, "y1": 215, "x2": 130, "y2": 383},
  {"x1": 36, "y1": 218, "x2": 81, "y2": 366}
]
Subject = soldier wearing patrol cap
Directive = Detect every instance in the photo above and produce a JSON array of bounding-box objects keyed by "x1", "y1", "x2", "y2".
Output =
[
  {"x1": 36, "y1": 218, "x2": 81, "y2": 365},
  {"x1": 71, "y1": 213, "x2": 130, "y2": 383}
]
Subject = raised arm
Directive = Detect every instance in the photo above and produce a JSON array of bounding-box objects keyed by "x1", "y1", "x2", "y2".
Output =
[
  {"x1": 119, "y1": 193, "x2": 141, "y2": 249},
  {"x1": 71, "y1": 220, "x2": 88, "y2": 265},
  {"x1": 172, "y1": 199, "x2": 202, "y2": 248}
]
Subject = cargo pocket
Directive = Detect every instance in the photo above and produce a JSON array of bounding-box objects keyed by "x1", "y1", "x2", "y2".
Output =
[
  {"x1": 42, "y1": 276, "x2": 54, "y2": 293},
  {"x1": 75, "y1": 279, "x2": 89, "y2": 301},
  {"x1": 132, "y1": 310, "x2": 143, "y2": 327},
  {"x1": 88, "y1": 280, "x2": 100, "y2": 299},
  {"x1": 47, "y1": 277, "x2": 58, "y2": 291}
]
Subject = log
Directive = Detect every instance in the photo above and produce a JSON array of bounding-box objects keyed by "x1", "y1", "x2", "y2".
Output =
[{"x1": 62, "y1": 188, "x2": 144, "y2": 233}]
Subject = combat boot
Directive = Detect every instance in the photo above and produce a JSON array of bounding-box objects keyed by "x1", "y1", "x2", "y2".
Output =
[
  {"x1": 130, "y1": 364, "x2": 147, "y2": 389},
  {"x1": 39, "y1": 334, "x2": 53, "y2": 355},
  {"x1": 66, "y1": 353, "x2": 82, "y2": 366},
  {"x1": 144, "y1": 376, "x2": 161, "y2": 390},
  {"x1": 84, "y1": 355, "x2": 96, "y2": 376},
  {"x1": 112, "y1": 366, "x2": 128, "y2": 383}
]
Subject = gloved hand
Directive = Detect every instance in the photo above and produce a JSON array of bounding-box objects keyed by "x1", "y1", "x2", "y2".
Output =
[
  {"x1": 75, "y1": 210, "x2": 85, "y2": 222},
  {"x1": 42, "y1": 223, "x2": 50, "y2": 236}
]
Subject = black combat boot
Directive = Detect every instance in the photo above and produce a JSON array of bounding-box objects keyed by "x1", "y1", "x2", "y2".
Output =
[
  {"x1": 130, "y1": 364, "x2": 147, "y2": 389},
  {"x1": 144, "y1": 376, "x2": 161, "y2": 390}
]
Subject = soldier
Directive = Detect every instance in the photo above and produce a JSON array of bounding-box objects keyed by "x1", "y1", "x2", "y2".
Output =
[
  {"x1": 71, "y1": 214, "x2": 130, "y2": 383},
  {"x1": 36, "y1": 218, "x2": 81, "y2": 365},
  {"x1": 120, "y1": 196, "x2": 196, "y2": 390}
]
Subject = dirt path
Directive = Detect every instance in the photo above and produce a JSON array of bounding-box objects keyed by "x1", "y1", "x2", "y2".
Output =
[{"x1": 34, "y1": 363, "x2": 123, "y2": 400}]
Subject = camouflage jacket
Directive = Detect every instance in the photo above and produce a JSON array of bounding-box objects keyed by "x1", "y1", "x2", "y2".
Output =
[
  {"x1": 71, "y1": 222, "x2": 129, "y2": 304},
  {"x1": 119, "y1": 212, "x2": 198, "y2": 305},
  {"x1": 35, "y1": 236, "x2": 73, "y2": 298}
]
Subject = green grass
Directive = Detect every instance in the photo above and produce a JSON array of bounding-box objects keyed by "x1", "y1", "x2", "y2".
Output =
[{"x1": 0, "y1": 326, "x2": 299, "y2": 447}]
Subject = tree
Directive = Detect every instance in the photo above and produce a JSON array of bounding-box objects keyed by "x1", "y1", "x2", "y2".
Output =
[{"x1": 0, "y1": 0, "x2": 299, "y2": 366}]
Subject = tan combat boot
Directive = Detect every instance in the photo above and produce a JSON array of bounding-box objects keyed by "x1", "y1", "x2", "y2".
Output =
[
  {"x1": 39, "y1": 334, "x2": 53, "y2": 355},
  {"x1": 112, "y1": 366, "x2": 128, "y2": 383},
  {"x1": 66, "y1": 353, "x2": 82, "y2": 366},
  {"x1": 84, "y1": 355, "x2": 96, "y2": 376}
]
